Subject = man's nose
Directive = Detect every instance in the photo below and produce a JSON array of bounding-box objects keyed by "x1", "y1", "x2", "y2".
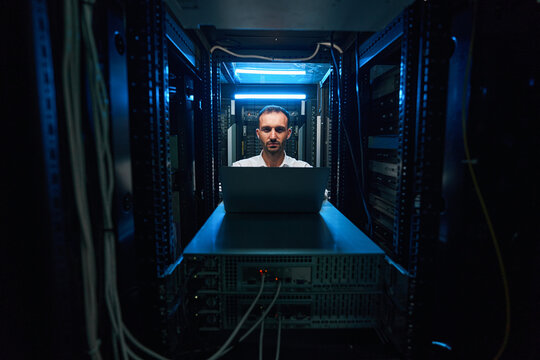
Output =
[{"x1": 269, "y1": 130, "x2": 277, "y2": 139}]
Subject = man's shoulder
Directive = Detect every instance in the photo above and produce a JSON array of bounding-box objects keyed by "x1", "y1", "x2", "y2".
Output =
[
  {"x1": 232, "y1": 156, "x2": 262, "y2": 167},
  {"x1": 284, "y1": 157, "x2": 312, "y2": 168}
]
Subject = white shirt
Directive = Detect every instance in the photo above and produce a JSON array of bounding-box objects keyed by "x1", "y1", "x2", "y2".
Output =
[
  {"x1": 231, "y1": 151, "x2": 328, "y2": 199},
  {"x1": 232, "y1": 151, "x2": 312, "y2": 168}
]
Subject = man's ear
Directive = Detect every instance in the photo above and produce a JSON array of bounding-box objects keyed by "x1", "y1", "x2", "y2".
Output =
[
  {"x1": 256, "y1": 128, "x2": 260, "y2": 139},
  {"x1": 287, "y1": 128, "x2": 292, "y2": 139}
]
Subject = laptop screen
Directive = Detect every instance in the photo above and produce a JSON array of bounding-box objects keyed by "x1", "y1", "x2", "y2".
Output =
[{"x1": 220, "y1": 167, "x2": 329, "y2": 213}]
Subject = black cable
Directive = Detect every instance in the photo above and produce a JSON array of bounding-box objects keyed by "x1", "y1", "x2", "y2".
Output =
[
  {"x1": 460, "y1": 2, "x2": 510, "y2": 357},
  {"x1": 355, "y1": 33, "x2": 373, "y2": 235},
  {"x1": 355, "y1": 34, "x2": 366, "y2": 191},
  {"x1": 330, "y1": 32, "x2": 373, "y2": 235}
]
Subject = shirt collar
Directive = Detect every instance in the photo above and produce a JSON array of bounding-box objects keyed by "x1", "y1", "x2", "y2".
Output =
[{"x1": 258, "y1": 151, "x2": 290, "y2": 167}]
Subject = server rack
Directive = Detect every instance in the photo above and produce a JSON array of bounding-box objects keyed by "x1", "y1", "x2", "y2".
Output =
[
  {"x1": 3, "y1": 1, "x2": 84, "y2": 358},
  {"x1": 124, "y1": 1, "x2": 219, "y2": 354},
  {"x1": 435, "y1": 1, "x2": 540, "y2": 358},
  {"x1": 167, "y1": 20, "x2": 204, "y2": 250},
  {"x1": 218, "y1": 84, "x2": 319, "y2": 166},
  {"x1": 206, "y1": 50, "x2": 221, "y2": 214},
  {"x1": 218, "y1": 96, "x2": 231, "y2": 169},
  {"x1": 217, "y1": 95, "x2": 320, "y2": 171},
  {"x1": 125, "y1": 0, "x2": 175, "y2": 353},
  {"x1": 222, "y1": 99, "x2": 304, "y2": 161},
  {"x1": 345, "y1": 1, "x2": 451, "y2": 357},
  {"x1": 212, "y1": 46, "x2": 333, "y2": 170},
  {"x1": 327, "y1": 67, "x2": 341, "y2": 203}
]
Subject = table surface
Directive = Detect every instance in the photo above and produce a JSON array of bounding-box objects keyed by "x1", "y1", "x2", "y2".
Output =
[{"x1": 183, "y1": 202, "x2": 384, "y2": 256}]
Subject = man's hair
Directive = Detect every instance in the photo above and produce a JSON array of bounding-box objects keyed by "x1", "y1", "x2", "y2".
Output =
[{"x1": 258, "y1": 105, "x2": 290, "y2": 127}]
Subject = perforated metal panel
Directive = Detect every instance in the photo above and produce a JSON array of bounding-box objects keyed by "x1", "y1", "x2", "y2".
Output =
[
  {"x1": 222, "y1": 292, "x2": 378, "y2": 330},
  {"x1": 313, "y1": 255, "x2": 381, "y2": 286},
  {"x1": 186, "y1": 254, "x2": 383, "y2": 330}
]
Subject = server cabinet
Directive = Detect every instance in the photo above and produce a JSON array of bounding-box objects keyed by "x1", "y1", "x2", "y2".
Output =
[
  {"x1": 168, "y1": 27, "x2": 202, "y2": 251},
  {"x1": 437, "y1": 1, "x2": 540, "y2": 358},
  {"x1": 348, "y1": 1, "x2": 452, "y2": 357},
  {"x1": 125, "y1": 1, "x2": 218, "y2": 354},
  {"x1": 218, "y1": 84, "x2": 319, "y2": 166},
  {"x1": 3, "y1": 1, "x2": 84, "y2": 358}
]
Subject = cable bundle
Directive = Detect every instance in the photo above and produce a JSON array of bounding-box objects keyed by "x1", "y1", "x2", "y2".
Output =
[
  {"x1": 63, "y1": 0, "x2": 170, "y2": 358},
  {"x1": 207, "y1": 275, "x2": 282, "y2": 360},
  {"x1": 62, "y1": 0, "x2": 101, "y2": 358},
  {"x1": 210, "y1": 42, "x2": 343, "y2": 61}
]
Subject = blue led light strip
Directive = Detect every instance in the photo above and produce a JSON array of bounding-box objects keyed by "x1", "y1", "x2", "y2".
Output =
[
  {"x1": 235, "y1": 69, "x2": 306, "y2": 75},
  {"x1": 431, "y1": 341, "x2": 452, "y2": 351},
  {"x1": 234, "y1": 94, "x2": 306, "y2": 100}
]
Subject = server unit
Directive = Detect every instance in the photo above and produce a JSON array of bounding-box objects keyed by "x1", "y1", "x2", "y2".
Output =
[{"x1": 179, "y1": 202, "x2": 385, "y2": 355}]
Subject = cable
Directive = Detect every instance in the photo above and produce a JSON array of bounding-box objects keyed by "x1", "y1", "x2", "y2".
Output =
[
  {"x1": 275, "y1": 316, "x2": 282, "y2": 360},
  {"x1": 354, "y1": 34, "x2": 365, "y2": 191},
  {"x1": 329, "y1": 32, "x2": 372, "y2": 234},
  {"x1": 62, "y1": 0, "x2": 102, "y2": 358},
  {"x1": 460, "y1": 2, "x2": 510, "y2": 359},
  {"x1": 126, "y1": 347, "x2": 146, "y2": 360},
  {"x1": 354, "y1": 33, "x2": 373, "y2": 235},
  {"x1": 123, "y1": 326, "x2": 170, "y2": 360},
  {"x1": 238, "y1": 281, "x2": 282, "y2": 343},
  {"x1": 207, "y1": 274, "x2": 267, "y2": 360},
  {"x1": 209, "y1": 42, "x2": 343, "y2": 62},
  {"x1": 319, "y1": 42, "x2": 344, "y2": 54},
  {"x1": 80, "y1": 1, "x2": 129, "y2": 359},
  {"x1": 259, "y1": 319, "x2": 265, "y2": 360},
  {"x1": 218, "y1": 280, "x2": 282, "y2": 358},
  {"x1": 80, "y1": 1, "x2": 173, "y2": 359}
]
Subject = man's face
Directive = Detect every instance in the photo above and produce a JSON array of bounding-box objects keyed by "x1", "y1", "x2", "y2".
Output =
[{"x1": 256, "y1": 111, "x2": 291, "y2": 155}]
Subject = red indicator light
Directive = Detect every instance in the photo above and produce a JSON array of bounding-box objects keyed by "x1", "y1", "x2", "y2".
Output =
[
  {"x1": 275, "y1": 277, "x2": 278, "y2": 281},
  {"x1": 259, "y1": 269, "x2": 263, "y2": 273}
]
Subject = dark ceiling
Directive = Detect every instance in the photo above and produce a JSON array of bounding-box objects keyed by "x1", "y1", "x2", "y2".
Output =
[
  {"x1": 199, "y1": 28, "x2": 352, "y2": 51},
  {"x1": 166, "y1": 0, "x2": 414, "y2": 32},
  {"x1": 165, "y1": 0, "x2": 413, "y2": 52}
]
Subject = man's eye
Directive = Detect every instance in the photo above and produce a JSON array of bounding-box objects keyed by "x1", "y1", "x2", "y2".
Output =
[
  {"x1": 261, "y1": 128, "x2": 271, "y2": 132},
  {"x1": 275, "y1": 127, "x2": 286, "y2": 133}
]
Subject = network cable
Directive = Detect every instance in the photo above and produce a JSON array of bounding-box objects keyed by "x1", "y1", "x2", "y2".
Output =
[
  {"x1": 219, "y1": 279, "x2": 282, "y2": 358},
  {"x1": 259, "y1": 319, "x2": 265, "y2": 360},
  {"x1": 210, "y1": 42, "x2": 343, "y2": 62},
  {"x1": 354, "y1": 33, "x2": 373, "y2": 236},
  {"x1": 207, "y1": 274, "x2": 267, "y2": 360},
  {"x1": 79, "y1": 0, "x2": 172, "y2": 359},
  {"x1": 329, "y1": 33, "x2": 373, "y2": 235},
  {"x1": 238, "y1": 281, "x2": 282, "y2": 343},
  {"x1": 460, "y1": 1, "x2": 510, "y2": 358},
  {"x1": 62, "y1": 0, "x2": 102, "y2": 357},
  {"x1": 256, "y1": 314, "x2": 283, "y2": 360}
]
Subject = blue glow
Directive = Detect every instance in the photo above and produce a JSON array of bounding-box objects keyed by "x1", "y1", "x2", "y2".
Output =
[
  {"x1": 234, "y1": 94, "x2": 306, "y2": 100},
  {"x1": 431, "y1": 341, "x2": 452, "y2": 351},
  {"x1": 187, "y1": 94, "x2": 194, "y2": 101},
  {"x1": 166, "y1": 33, "x2": 196, "y2": 68},
  {"x1": 165, "y1": 64, "x2": 170, "y2": 103},
  {"x1": 230, "y1": 62, "x2": 331, "y2": 84},
  {"x1": 161, "y1": 255, "x2": 183, "y2": 278},
  {"x1": 385, "y1": 256, "x2": 414, "y2": 278},
  {"x1": 319, "y1": 67, "x2": 333, "y2": 87},
  {"x1": 235, "y1": 69, "x2": 306, "y2": 75}
]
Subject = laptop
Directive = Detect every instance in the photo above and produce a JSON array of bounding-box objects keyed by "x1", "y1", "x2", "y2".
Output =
[{"x1": 220, "y1": 167, "x2": 329, "y2": 213}]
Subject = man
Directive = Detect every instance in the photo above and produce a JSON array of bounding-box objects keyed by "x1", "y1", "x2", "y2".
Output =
[{"x1": 232, "y1": 105, "x2": 311, "y2": 168}]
